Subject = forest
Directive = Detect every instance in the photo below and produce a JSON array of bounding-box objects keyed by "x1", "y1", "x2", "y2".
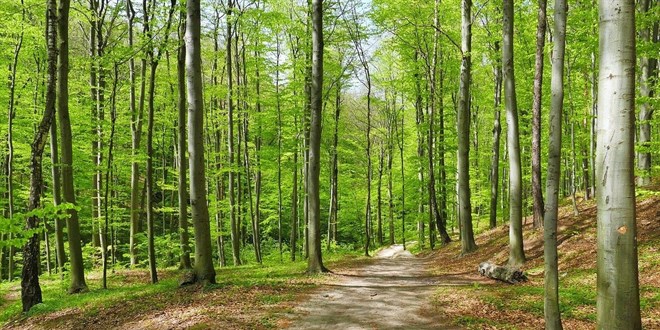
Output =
[{"x1": 0, "y1": 0, "x2": 658, "y2": 328}]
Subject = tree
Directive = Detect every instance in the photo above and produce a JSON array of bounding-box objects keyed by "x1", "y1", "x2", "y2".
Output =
[
  {"x1": 126, "y1": 0, "x2": 141, "y2": 267},
  {"x1": 186, "y1": 0, "x2": 216, "y2": 285},
  {"x1": 503, "y1": 0, "x2": 525, "y2": 267},
  {"x1": 21, "y1": 0, "x2": 57, "y2": 311},
  {"x1": 543, "y1": 0, "x2": 567, "y2": 327},
  {"x1": 226, "y1": 0, "x2": 241, "y2": 267},
  {"x1": 636, "y1": 0, "x2": 658, "y2": 187},
  {"x1": 458, "y1": 0, "x2": 477, "y2": 254},
  {"x1": 176, "y1": 7, "x2": 191, "y2": 270},
  {"x1": 531, "y1": 0, "x2": 547, "y2": 229},
  {"x1": 57, "y1": 0, "x2": 88, "y2": 293},
  {"x1": 596, "y1": 0, "x2": 641, "y2": 327},
  {"x1": 307, "y1": 0, "x2": 327, "y2": 274}
]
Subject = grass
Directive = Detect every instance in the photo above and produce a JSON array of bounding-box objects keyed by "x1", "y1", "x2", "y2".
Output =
[{"x1": 0, "y1": 248, "x2": 368, "y2": 328}]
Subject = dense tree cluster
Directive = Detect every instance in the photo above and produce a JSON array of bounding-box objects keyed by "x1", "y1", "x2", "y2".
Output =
[{"x1": 0, "y1": 0, "x2": 655, "y2": 327}]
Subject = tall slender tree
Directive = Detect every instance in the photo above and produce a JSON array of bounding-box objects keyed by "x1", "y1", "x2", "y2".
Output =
[
  {"x1": 636, "y1": 0, "x2": 658, "y2": 187},
  {"x1": 503, "y1": 0, "x2": 525, "y2": 266},
  {"x1": 531, "y1": 0, "x2": 547, "y2": 229},
  {"x1": 21, "y1": 0, "x2": 57, "y2": 311},
  {"x1": 186, "y1": 0, "x2": 216, "y2": 285},
  {"x1": 176, "y1": 8, "x2": 191, "y2": 270},
  {"x1": 57, "y1": 0, "x2": 88, "y2": 293},
  {"x1": 226, "y1": 0, "x2": 241, "y2": 266},
  {"x1": 307, "y1": 0, "x2": 327, "y2": 273},
  {"x1": 458, "y1": 0, "x2": 477, "y2": 254},
  {"x1": 543, "y1": 0, "x2": 567, "y2": 327},
  {"x1": 596, "y1": 0, "x2": 641, "y2": 327}
]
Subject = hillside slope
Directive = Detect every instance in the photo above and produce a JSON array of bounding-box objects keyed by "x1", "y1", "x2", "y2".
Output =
[{"x1": 426, "y1": 194, "x2": 660, "y2": 329}]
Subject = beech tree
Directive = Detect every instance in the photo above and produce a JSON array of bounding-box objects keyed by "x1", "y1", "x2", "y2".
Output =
[
  {"x1": 503, "y1": 0, "x2": 525, "y2": 267},
  {"x1": 186, "y1": 0, "x2": 216, "y2": 285},
  {"x1": 543, "y1": 0, "x2": 567, "y2": 327},
  {"x1": 57, "y1": 0, "x2": 88, "y2": 293},
  {"x1": 596, "y1": 0, "x2": 641, "y2": 327},
  {"x1": 457, "y1": 0, "x2": 476, "y2": 254},
  {"x1": 307, "y1": 0, "x2": 327, "y2": 274}
]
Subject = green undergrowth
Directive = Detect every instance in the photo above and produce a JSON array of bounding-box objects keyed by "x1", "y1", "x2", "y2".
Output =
[{"x1": 0, "y1": 249, "x2": 366, "y2": 327}]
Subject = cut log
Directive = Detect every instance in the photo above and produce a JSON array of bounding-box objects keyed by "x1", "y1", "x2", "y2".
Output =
[{"x1": 478, "y1": 261, "x2": 528, "y2": 284}]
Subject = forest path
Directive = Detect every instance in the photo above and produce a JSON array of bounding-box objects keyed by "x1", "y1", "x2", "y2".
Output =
[{"x1": 286, "y1": 245, "x2": 465, "y2": 329}]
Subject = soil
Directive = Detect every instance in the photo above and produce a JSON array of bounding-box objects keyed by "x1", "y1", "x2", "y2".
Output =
[{"x1": 285, "y1": 245, "x2": 476, "y2": 330}]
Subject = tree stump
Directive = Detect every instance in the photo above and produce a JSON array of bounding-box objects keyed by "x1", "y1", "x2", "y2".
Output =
[{"x1": 478, "y1": 261, "x2": 528, "y2": 284}]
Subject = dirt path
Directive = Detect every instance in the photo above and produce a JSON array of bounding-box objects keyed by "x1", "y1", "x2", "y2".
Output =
[{"x1": 286, "y1": 245, "x2": 464, "y2": 329}]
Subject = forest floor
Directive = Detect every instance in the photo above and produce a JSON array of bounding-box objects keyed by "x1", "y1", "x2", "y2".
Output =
[
  {"x1": 424, "y1": 191, "x2": 660, "y2": 329},
  {"x1": 1, "y1": 191, "x2": 659, "y2": 329}
]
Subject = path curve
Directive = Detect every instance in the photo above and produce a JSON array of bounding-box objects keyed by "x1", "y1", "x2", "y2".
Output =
[{"x1": 287, "y1": 245, "x2": 462, "y2": 329}]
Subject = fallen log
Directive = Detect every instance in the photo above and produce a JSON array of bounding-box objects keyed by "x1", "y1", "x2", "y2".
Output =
[{"x1": 478, "y1": 261, "x2": 528, "y2": 284}]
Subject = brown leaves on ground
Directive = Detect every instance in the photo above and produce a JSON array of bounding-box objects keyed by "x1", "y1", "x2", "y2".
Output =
[{"x1": 427, "y1": 192, "x2": 660, "y2": 329}]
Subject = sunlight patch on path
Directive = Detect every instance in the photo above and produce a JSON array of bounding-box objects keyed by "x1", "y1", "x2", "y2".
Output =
[{"x1": 286, "y1": 245, "x2": 461, "y2": 330}]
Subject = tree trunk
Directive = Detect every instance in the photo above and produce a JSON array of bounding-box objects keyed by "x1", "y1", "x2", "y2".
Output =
[
  {"x1": 458, "y1": 0, "x2": 477, "y2": 254},
  {"x1": 596, "y1": 1, "x2": 641, "y2": 327},
  {"x1": 146, "y1": 59, "x2": 158, "y2": 283},
  {"x1": 102, "y1": 64, "x2": 119, "y2": 289},
  {"x1": 177, "y1": 9, "x2": 191, "y2": 270},
  {"x1": 307, "y1": 0, "x2": 327, "y2": 273},
  {"x1": 6, "y1": 0, "x2": 24, "y2": 283},
  {"x1": 531, "y1": 0, "x2": 547, "y2": 229},
  {"x1": 21, "y1": 0, "x2": 57, "y2": 310},
  {"x1": 226, "y1": 0, "x2": 241, "y2": 266},
  {"x1": 276, "y1": 35, "x2": 284, "y2": 258},
  {"x1": 489, "y1": 40, "x2": 503, "y2": 230},
  {"x1": 636, "y1": 0, "x2": 658, "y2": 187},
  {"x1": 291, "y1": 138, "x2": 299, "y2": 262},
  {"x1": 397, "y1": 96, "x2": 406, "y2": 249},
  {"x1": 543, "y1": 0, "x2": 567, "y2": 327},
  {"x1": 377, "y1": 145, "x2": 384, "y2": 246},
  {"x1": 186, "y1": 0, "x2": 216, "y2": 285},
  {"x1": 327, "y1": 81, "x2": 340, "y2": 250},
  {"x1": 127, "y1": 0, "x2": 141, "y2": 267},
  {"x1": 57, "y1": 0, "x2": 88, "y2": 293},
  {"x1": 503, "y1": 0, "x2": 525, "y2": 266}
]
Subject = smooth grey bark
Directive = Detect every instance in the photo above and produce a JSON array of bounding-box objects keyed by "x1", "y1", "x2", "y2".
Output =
[
  {"x1": 186, "y1": 0, "x2": 216, "y2": 285},
  {"x1": 307, "y1": 0, "x2": 327, "y2": 273},
  {"x1": 226, "y1": 0, "x2": 241, "y2": 266},
  {"x1": 489, "y1": 40, "x2": 502, "y2": 230},
  {"x1": 503, "y1": 0, "x2": 525, "y2": 266},
  {"x1": 636, "y1": 0, "x2": 658, "y2": 187},
  {"x1": 176, "y1": 10, "x2": 191, "y2": 270},
  {"x1": 57, "y1": 0, "x2": 88, "y2": 293},
  {"x1": 543, "y1": 0, "x2": 567, "y2": 327},
  {"x1": 126, "y1": 0, "x2": 141, "y2": 267},
  {"x1": 531, "y1": 0, "x2": 547, "y2": 229},
  {"x1": 596, "y1": 1, "x2": 642, "y2": 328},
  {"x1": 458, "y1": 0, "x2": 477, "y2": 254}
]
